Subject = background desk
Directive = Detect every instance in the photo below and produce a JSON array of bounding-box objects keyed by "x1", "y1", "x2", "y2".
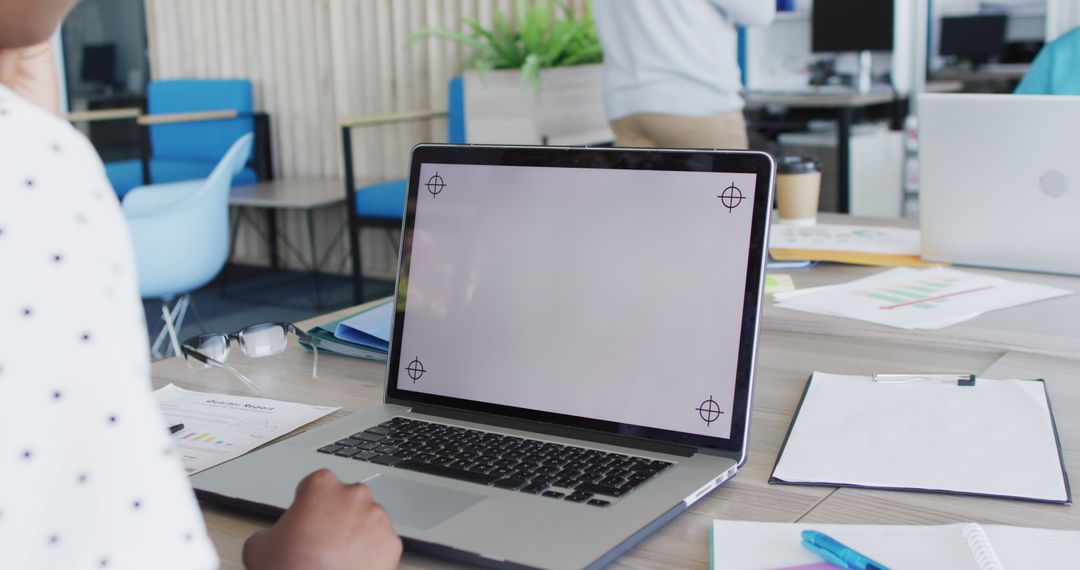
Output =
[
  {"x1": 743, "y1": 90, "x2": 903, "y2": 214},
  {"x1": 151, "y1": 223, "x2": 1080, "y2": 568},
  {"x1": 929, "y1": 64, "x2": 1030, "y2": 94},
  {"x1": 224, "y1": 178, "x2": 359, "y2": 309}
]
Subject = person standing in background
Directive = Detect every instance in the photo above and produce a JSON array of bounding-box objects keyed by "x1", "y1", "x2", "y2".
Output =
[
  {"x1": 1014, "y1": 26, "x2": 1080, "y2": 95},
  {"x1": 592, "y1": 0, "x2": 775, "y2": 149}
]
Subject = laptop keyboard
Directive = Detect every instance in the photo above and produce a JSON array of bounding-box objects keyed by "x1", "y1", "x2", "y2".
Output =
[{"x1": 317, "y1": 417, "x2": 673, "y2": 507}]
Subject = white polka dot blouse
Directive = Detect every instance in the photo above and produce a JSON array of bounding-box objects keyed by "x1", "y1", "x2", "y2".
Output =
[{"x1": 0, "y1": 84, "x2": 218, "y2": 569}]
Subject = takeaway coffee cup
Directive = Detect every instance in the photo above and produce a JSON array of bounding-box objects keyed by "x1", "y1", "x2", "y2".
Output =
[{"x1": 776, "y1": 156, "x2": 822, "y2": 225}]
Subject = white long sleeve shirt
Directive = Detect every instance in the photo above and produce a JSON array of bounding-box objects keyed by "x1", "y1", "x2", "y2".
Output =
[
  {"x1": 593, "y1": 0, "x2": 775, "y2": 119},
  {"x1": 0, "y1": 83, "x2": 218, "y2": 570}
]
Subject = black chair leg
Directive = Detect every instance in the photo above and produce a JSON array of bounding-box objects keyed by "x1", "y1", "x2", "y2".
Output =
[
  {"x1": 350, "y1": 226, "x2": 365, "y2": 304},
  {"x1": 342, "y1": 126, "x2": 365, "y2": 305}
]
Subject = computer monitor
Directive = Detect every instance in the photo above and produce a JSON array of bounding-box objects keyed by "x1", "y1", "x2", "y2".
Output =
[
  {"x1": 81, "y1": 43, "x2": 117, "y2": 88},
  {"x1": 939, "y1": 15, "x2": 1008, "y2": 65},
  {"x1": 812, "y1": 0, "x2": 895, "y2": 53},
  {"x1": 1002, "y1": 40, "x2": 1044, "y2": 64}
]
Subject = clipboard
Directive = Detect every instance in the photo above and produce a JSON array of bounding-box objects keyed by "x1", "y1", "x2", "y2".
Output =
[{"x1": 768, "y1": 371, "x2": 1071, "y2": 504}]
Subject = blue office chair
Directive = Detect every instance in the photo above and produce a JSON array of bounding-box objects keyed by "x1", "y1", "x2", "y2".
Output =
[
  {"x1": 341, "y1": 75, "x2": 466, "y2": 303},
  {"x1": 1015, "y1": 27, "x2": 1080, "y2": 95},
  {"x1": 123, "y1": 133, "x2": 255, "y2": 358},
  {"x1": 107, "y1": 79, "x2": 272, "y2": 198}
]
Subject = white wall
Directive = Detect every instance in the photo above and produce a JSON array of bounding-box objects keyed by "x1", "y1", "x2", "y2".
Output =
[
  {"x1": 1047, "y1": 0, "x2": 1080, "y2": 41},
  {"x1": 143, "y1": 0, "x2": 593, "y2": 276},
  {"x1": 52, "y1": 30, "x2": 68, "y2": 113},
  {"x1": 744, "y1": 11, "x2": 814, "y2": 90}
]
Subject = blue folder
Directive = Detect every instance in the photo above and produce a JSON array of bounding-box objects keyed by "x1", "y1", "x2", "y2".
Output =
[{"x1": 333, "y1": 300, "x2": 393, "y2": 351}]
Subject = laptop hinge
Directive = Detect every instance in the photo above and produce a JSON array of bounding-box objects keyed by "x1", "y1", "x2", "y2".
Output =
[{"x1": 409, "y1": 404, "x2": 696, "y2": 458}]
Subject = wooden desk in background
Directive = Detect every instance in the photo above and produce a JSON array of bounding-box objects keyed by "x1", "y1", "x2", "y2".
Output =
[
  {"x1": 151, "y1": 218, "x2": 1080, "y2": 568},
  {"x1": 929, "y1": 64, "x2": 1031, "y2": 94},
  {"x1": 743, "y1": 89, "x2": 904, "y2": 214},
  {"x1": 223, "y1": 178, "x2": 378, "y2": 310}
]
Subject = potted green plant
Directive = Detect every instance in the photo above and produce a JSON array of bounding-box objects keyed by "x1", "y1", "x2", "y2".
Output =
[{"x1": 410, "y1": 0, "x2": 612, "y2": 145}]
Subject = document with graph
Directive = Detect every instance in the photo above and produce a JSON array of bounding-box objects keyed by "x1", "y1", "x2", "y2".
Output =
[
  {"x1": 155, "y1": 384, "x2": 339, "y2": 475},
  {"x1": 770, "y1": 372, "x2": 1070, "y2": 504},
  {"x1": 773, "y1": 267, "x2": 1071, "y2": 329}
]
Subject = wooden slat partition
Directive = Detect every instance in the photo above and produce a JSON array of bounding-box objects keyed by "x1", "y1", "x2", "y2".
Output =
[{"x1": 143, "y1": 0, "x2": 590, "y2": 278}]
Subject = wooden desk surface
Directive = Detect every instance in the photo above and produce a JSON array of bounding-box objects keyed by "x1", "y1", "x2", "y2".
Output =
[
  {"x1": 762, "y1": 263, "x2": 1080, "y2": 360},
  {"x1": 766, "y1": 214, "x2": 1080, "y2": 360},
  {"x1": 153, "y1": 227, "x2": 1080, "y2": 568}
]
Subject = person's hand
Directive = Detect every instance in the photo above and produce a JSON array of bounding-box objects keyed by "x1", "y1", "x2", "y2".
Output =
[
  {"x1": 243, "y1": 469, "x2": 403, "y2": 570},
  {"x1": 0, "y1": 41, "x2": 59, "y2": 114}
]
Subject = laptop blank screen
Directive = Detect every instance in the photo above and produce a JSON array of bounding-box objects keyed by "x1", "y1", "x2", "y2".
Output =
[{"x1": 387, "y1": 146, "x2": 772, "y2": 452}]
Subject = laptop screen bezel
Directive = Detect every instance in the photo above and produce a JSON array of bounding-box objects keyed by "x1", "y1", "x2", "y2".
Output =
[{"x1": 383, "y1": 144, "x2": 774, "y2": 454}]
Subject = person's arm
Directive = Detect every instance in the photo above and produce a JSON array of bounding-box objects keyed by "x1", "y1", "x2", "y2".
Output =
[
  {"x1": 243, "y1": 469, "x2": 403, "y2": 570},
  {"x1": 707, "y1": 0, "x2": 776, "y2": 27}
]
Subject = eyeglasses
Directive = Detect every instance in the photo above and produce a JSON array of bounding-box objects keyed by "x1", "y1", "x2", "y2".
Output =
[{"x1": 181, "y1": 322, "x2": 318, "y2": 393}]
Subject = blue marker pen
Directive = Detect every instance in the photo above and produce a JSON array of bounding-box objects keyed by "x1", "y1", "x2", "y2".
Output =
[{"x1": 801, "y1": 530, "x2": 891, "y2": 570}]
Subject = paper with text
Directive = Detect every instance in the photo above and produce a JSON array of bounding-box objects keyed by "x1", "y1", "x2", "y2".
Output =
[{"x1": 155, "y1": 384, "x2": 339, "y2": 475}]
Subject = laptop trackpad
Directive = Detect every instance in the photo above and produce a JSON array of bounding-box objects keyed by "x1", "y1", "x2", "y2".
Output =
[{"x1": 367, "y1": 475, "x2": 487, "y2": 530}]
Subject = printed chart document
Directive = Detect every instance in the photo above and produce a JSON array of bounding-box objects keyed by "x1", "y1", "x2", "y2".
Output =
[
  {"x1": 774, "y1": 267, "x2": 1071, "y2": 329},
  {"x1": 770, "y1": 372, "x2": 1069, "y2": 503},
  {"x1": 711, "y1": 520, "x2": 1080, "y2": 570},
  {"x1": 768, "y1": 223, "x2": 932, "y2": 267},
  {"x1": 156, "y1": 384, "x2": 339, "y2": 475}
]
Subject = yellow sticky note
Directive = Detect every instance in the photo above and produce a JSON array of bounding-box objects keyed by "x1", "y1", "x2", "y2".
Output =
[{"x1": 765, "y1": 274, "x2": 796, "y2": 295}]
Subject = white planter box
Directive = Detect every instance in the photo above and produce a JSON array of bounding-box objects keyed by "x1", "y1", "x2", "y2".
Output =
[{"x1": 463, "y1": 64, "x2": 613, "y2": 146}]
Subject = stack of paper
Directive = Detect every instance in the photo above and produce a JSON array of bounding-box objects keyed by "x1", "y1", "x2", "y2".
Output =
[
  {"x1": 774, "y1": 267, "x2": 1071, "y2": 330},
  {"x1": 768, "y1": 223, "x2": 933, "y2": 267}
]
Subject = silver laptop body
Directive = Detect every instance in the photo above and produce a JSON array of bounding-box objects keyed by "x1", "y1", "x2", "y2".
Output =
[
  {"x1": 193, "y1": 145, "x2": 776, "y2": 569},
  {"x1": 919, "y1": 93, "x2": 1080, "y2": 275}
]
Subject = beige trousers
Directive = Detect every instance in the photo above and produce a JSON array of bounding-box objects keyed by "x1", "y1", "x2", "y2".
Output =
[{"x1": 610, "y1": 111, "x2": 749, "y2": 150}]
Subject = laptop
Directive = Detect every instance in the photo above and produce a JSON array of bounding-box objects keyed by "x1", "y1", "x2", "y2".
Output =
[
  {"x1": 193, "y1": 144, "x2": 776, "y2": 568},
  {"x1": 918, "y1": 93, "x2": 1080, "y2": 275}
]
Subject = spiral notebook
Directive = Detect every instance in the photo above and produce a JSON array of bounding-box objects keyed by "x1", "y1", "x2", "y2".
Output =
[{"x1": 711, "y1": 520, "x2": 1080, "y2": 570}]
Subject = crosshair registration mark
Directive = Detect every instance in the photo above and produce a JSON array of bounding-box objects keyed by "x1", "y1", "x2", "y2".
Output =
[
  {"x1": 405, "y1": 357, "x2": 425, "y2": 382},
  {"x1": 718, "y1": 182, "x2": 744, "y2": 212},
  {"x1": 696, "y1": 396, "x2": 724, "y2": 427},
  {"x1": 425, "y1": 172, "x2": 446, "y2": 197}
]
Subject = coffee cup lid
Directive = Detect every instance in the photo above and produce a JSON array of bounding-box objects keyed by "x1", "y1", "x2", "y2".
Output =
[{"x1": 778, "y1": 155, "x2": 821, "y2": 174}]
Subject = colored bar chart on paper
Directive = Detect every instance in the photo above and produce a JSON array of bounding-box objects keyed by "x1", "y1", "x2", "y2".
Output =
[
  {"x1": 176, "y1": 431, "x2": 232, "y2": 446},
  {"x1": 857, "y1": 277, "x2": 996, "y2": 310},
  {"x1": 773, "y1": 267, "x2": 1071, "y2": 330}
]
